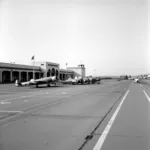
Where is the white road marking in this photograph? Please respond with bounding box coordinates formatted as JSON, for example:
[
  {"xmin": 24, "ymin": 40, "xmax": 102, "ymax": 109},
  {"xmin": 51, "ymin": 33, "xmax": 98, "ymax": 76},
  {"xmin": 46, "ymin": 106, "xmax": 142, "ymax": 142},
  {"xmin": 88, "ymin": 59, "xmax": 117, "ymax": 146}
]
[
  {"xmin": 20, "ymin": 96, "xmax": 26, "ymax": 98},
  {"xmin": 143, "ymin": 90, "xmax": 150, "ymax": 103},
  {"xmin": 27, "ymin": 95, "xmax": 32, "ymax": 97},
  {"xmin": 93, "ymin": 90, "xmax": 129, "ymax": 150},
  {"xmin": 0, "ymin": 97, "xmax": 20, "ymax": 102},
  {"xmin": 61, "ymin": 92, "xmax": 67, "ymax": 94},
  {"xmin": 0, "ymin": 92, "xmax": 48, "ymax": 102},
  {"xmin": 0, "ymin": 101, "xmax": 11, "ymax": 104},
  {"xmin": 140, "ymin": 84, "xmax": 143, "ymax": 88},
  {"xmin": 29, "ymin": 93, "xmax": 47, "ymax": 96},
  {"xmin": 0, "ymin": 110, "xmax": 23, "ymax": 113},
  {"xmin": 24, "ymin": 100, "xmax": 28, "ymax": 102}
]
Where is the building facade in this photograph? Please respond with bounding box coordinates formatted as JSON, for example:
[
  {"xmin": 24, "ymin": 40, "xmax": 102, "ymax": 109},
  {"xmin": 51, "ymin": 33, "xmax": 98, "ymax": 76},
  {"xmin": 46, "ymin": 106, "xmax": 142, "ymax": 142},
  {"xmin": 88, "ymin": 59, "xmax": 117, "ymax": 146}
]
[
  {"xmin": 0, "ymin": 62, "xmax": 42, "ymax": 83},
  {"xmin": 59, "ymin": 69, "xmax": 75, "ymax": 80},
  {"xmin": 0, "ymin": 62, "xmax": 85, "ymax": 83},
  {"xmin": 67, "ymin": 64, "xmax": 86, "ymax": 77},
  {"xmin": 33, "ymin": 61, "xmax": 60, "ymax": 78}
]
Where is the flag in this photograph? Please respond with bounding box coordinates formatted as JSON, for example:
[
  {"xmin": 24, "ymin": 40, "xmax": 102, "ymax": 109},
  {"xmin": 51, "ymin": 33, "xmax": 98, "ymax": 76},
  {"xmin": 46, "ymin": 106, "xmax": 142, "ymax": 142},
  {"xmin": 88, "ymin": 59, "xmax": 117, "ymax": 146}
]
[{"xmin": 31, "ymin": 55, "xmax": 34, "ymax": 60}]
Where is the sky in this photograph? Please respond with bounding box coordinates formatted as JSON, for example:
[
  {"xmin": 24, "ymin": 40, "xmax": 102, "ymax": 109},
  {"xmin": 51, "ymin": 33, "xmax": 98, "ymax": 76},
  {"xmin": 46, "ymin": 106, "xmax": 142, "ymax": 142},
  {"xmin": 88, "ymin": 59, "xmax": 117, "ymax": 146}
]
[{"xmin": 0, "ymin": 0, "xmax": 149, "ymax": 76}]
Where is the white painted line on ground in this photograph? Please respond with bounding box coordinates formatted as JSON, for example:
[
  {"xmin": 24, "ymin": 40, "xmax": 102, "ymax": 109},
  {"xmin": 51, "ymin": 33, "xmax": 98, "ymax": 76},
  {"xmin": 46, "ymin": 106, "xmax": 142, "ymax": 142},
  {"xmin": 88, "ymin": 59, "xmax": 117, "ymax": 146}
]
[
  {"xmin": 0, "ymin": 110, "xmax": 23, "ymax": 113},
  {"xmin": 27, "ymin": 95, "xmax": 32, "ymax": 97},
  {"xmin": 24, "ymin": 100, "xmax": 28, "ymax": 102},
  {"xmin": 140, "ymin": 84, "xmax": 143, "ymax": 88},
  {"xmin": 61, "ymin": 92, "xmax": 67, "ymax": 94},
  {"xmin": 20, "ymin": 96, "xmax": 26, "ymax": 98},
  {"xmin": 93, "ymin": 90, "xmax": 129, "ymax": 150},
  {"xmin": 0, "ymin": 101, "xmax": 11, "ymax": 104},
  {"xmin": 0, "ymin": 92, "xmax": 48, "ymax": 102},
  {"xmin": 143, "ymin": 90, "xmax": 150, "ymax": 103},
  {"xmin": 0, "ymin": 97, "xmax": 20, "ymax": 102},
  {"xmin": 37, "ymin": 93, "xmax": 46, "ymax": 95}
]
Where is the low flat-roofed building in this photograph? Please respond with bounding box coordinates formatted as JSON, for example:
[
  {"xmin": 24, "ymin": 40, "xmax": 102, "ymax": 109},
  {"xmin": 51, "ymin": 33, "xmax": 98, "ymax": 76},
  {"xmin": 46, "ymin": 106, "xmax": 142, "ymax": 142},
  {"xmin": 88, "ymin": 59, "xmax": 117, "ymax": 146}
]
[
  {"xmin": 0, "ymin": 61, "xmax": 83, "ymax": 83},
  {"xmin": 0, "ymin": 62, "xmax": 42, "ymax": 83}
]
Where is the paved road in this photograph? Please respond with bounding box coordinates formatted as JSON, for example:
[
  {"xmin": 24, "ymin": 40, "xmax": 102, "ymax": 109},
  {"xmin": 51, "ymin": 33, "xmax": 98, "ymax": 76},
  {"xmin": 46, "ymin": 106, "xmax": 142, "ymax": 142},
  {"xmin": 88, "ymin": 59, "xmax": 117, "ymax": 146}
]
[
  {"xmin": 0, "ymin": 80, "xmax": 131, "ymax": 150},
  {"xmin": 83, "ymin": 80, "xmax": 150, "ymax": 150}
]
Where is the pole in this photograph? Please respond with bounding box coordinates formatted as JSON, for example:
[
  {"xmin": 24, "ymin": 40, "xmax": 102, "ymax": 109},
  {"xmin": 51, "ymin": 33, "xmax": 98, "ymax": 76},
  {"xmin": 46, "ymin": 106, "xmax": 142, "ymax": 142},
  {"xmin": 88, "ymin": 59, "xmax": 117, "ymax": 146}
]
[
  {"xmin": 33, "ymin": 56, "xmax": 35, "ymax": 79},
  {"xmin": 94, "ymin": 69, "xmax": 96, "ymax": 77},
  {"xmin": 66, "ymin": 63, "xmax": 67, "ymax": 80}
]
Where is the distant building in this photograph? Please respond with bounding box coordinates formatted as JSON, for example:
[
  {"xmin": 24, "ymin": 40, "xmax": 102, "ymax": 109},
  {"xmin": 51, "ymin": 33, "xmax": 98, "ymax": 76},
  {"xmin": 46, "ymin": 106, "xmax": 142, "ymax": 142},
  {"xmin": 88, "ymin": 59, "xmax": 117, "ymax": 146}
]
[
  {"xmin": 67, "ymin": 64, "xmax": 86, "ymax": 77},
  {"xmin": 120, "ymin": 75, "xmax": 128, "ymax": 80},
  {"xmin": 146, "ymin": 74, "xmax": 150, "ymax": 79}
]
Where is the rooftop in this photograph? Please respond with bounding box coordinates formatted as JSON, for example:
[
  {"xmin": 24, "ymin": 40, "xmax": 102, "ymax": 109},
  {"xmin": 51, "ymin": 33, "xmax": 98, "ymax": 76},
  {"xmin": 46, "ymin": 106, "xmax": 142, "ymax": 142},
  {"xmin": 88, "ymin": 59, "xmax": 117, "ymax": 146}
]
[
  {"xmin": 60, "ymin": 69, "xmax": 75, "ymax": 73},
  {"xmin": 67, "ymin": 67, "xmax": 86, "ymax": 69},
  {"xmin": 35, "ymin": 61, "xmax": 59, "ymax": 65},
  {"xmin": 0, "ymin": 62, "xmax": 41, "ymax": 71}
]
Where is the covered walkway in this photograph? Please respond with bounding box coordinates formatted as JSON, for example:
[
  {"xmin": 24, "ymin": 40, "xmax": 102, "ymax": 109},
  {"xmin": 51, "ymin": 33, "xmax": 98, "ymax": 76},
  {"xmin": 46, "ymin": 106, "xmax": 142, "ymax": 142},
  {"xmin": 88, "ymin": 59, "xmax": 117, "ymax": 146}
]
[
  {"xmin": 0, "ymin": 62, "xmax": 78, "ymax": 83},
  {"xmin": 0, "ymin": 62, "xmax": 42, "ymax": 83}
]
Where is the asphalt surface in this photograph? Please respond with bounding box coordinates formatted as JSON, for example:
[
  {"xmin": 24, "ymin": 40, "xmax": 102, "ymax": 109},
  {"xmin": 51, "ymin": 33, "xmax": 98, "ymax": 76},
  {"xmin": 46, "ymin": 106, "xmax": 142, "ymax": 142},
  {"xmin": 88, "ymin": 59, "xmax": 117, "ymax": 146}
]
[
  {"xmin": 0, "ymin": 80, "xmax": 149, "ymax": 150},
  {"xmin": 83, "ymin": 80, "xmax": 150, "ymax": 150}
]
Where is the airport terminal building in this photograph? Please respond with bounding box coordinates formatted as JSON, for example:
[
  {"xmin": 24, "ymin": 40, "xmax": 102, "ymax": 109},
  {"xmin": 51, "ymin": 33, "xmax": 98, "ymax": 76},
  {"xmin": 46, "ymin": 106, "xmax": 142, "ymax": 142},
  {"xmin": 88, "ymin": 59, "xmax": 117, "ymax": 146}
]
[
  {"xmin": 0, "ymin": 61, "xmax": 86, "ymax": 83},
  {"xmin": 67, "ymin": 64, "xmax": 86, "ymax": 78}
]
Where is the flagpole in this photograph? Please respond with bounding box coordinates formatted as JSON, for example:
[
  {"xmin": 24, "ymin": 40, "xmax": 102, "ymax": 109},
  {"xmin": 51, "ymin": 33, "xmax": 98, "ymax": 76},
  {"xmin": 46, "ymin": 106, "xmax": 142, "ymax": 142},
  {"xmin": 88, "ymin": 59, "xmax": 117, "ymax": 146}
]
[
  {"xmin": 66, "ymin": 63, "xmax": 67, "ymax": 80},
  {"xmin": 33, "ymin": 59, "xmax": 34, "ymax": 79},
  {"xmin": 32, "ymin": 56, "xmax": 35, "ymax": 80}
]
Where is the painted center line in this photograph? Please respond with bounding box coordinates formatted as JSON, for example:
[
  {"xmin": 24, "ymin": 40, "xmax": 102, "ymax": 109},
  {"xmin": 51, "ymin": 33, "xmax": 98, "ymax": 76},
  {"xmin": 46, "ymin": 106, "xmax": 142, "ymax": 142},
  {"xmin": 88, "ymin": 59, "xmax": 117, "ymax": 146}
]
[
  {"xmin": 93, "ymin": 90, "xmax": 129, "ymax": 150},
  {"xmin": 143, "ymin": 90, "xmax": 150, "ymax": 103}
]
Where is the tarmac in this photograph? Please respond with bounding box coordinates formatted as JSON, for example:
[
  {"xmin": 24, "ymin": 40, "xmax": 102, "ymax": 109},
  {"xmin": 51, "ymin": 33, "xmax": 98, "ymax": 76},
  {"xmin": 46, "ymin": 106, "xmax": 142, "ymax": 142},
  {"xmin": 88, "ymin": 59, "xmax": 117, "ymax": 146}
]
[{"xmin": 0, "ymin": 79, "xmax": 149, "ymax": 150}]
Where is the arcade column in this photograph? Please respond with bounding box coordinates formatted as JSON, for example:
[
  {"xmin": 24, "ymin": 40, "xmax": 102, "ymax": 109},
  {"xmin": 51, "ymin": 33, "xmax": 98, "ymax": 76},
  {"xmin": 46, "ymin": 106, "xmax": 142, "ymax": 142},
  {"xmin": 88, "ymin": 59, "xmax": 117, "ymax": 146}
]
[
  {"xmin": 19, "ymin": 71, "xmax": 21, "ymax": 81},
  {"xmin": 0, "ymin": 71, "xmax": 2, "ymax": 83},
  {"xmin": 27, "ymin": 72, "xmax": 29, "ymax": 81},
  {"xmin": 39, "ymin": 72, "xmax": 41, "ymax": 78},
  {"xmin": 33, "ymin": 72, "xmax": 35, "ymax": 79},
  {"xmin": 10, "ymin": 71, "xmax": 13, "ymax": 82}
]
